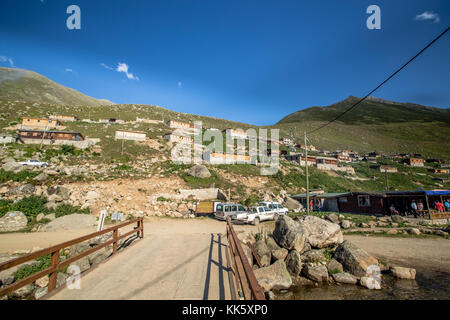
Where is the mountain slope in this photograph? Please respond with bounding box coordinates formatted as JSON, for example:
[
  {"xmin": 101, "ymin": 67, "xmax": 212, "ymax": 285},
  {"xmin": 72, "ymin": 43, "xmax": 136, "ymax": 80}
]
[
  {"xmin": 0, "ymin": 67, "xmax": 114, "ymax": 107},
  {"xmin": 277, "ymin": 96, "xmax": 450, "ymax": 125}
]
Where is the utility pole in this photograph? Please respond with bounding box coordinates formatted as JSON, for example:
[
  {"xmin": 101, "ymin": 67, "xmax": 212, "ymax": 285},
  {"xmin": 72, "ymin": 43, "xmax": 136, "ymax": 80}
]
[
  {"xmin": 304, "ymin": 132, "xmax": 310, "ymax": 214},
  {"xmin": 121, "ymin": 137, "xmax": 124, "ymax": 155},
  {"xmin": 385, "ymin": 169, "xmax": 389, "ymax": 191}
]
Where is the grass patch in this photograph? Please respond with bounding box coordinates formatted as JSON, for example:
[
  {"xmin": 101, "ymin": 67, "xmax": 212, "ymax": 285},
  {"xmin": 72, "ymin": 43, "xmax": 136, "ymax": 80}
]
[{"xmin": 0, "ymin": 169, "xmax": 39, "ymax": 183}]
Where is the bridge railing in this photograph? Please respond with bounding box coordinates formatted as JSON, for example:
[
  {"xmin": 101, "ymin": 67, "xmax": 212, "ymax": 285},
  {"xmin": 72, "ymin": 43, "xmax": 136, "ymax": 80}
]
[
  {"xmin": 225, "ymin": 217, "xmax": 265, "ymax": 300},
  {"xmin": 0, "ymin": 217, "xmax": 144, "ymax": 298}
]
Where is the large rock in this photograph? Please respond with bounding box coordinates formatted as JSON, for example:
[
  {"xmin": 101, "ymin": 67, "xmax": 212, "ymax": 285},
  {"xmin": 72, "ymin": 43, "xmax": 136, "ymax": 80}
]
[
  {"xmin": 332, "ymin": 272, "xmax": 358, "ymax": 284},
  {"xmin": 39, "ymin": 214, "xmax": 96, "ymax": 232},
  {"xmin": 299, "ymin": 215, "xmax": 343, "ymax": 248},
  {"xmin": 325, "ymin": 213, "xmax": 339, "ymax": 224},
  {"xmin": 14, "ymin": 184, "xmax": 35, "ymax": 195},
  {"xmin": 302, "ymin": 249, "xmax": 326, "ymax": 263},
  {"xmin": 390, "ymin": 266, "xmax": 416, "ymax": 280},
  {"xmin": 273, "ymin": 215, "xmax": 308, "ymax": 252},
  {"xmin": 33, "ymin": 172, "xmax": 49, "ymax": 182},
  {"xmin": 341, "ymin": 220, "xmax": 352, "ymax": 229},
  {"xmin": 302, "ymin": 264, "xmax": 329, "ymax": 282},
  {"xmin": 326, "ymin": 259, "xmax": 344, "ymax": 274},
  {"xmin": 88, "ymin": 247, "xmax": 112, "ymax": 265},
  {"xmin": 254, "ymin": 240, "xmax": 271, "ymax": 267},
  {"xmin": 241, "ymin": 242, "xmax": 253, "ymax": 267},
  {"xmin": 266, "ymin": 236, "xmax": 288, "ymax": 261},
  {"xmin": 334, "ymin": 240, "xmax": 378, "ymax": 277},
  {"xmin": 360, "ymin": 276, "xmax": 381, "ymax": 290},
  {"xmin": 188, "ymin": 165, "xmax": 211, "ymax": 178},
  {"xmin": 0, "ymin": 211, "xmax": 28, "ymax": 232},
  {"xmin": 253, "ymin": 260, "xmax": 292, "ymax": 292},
  {"xmin": 284, "ymin": 197, "xmax": 303, "ymax": 211},
  {"xmin": 285, "ymin": 250, "xmax": 302, "ymax": 276},
  {"xmin": 2, "ymin": 161, "xmax": 22, "ymax": 172},
  {"xmin": 46, "ymin": 186, "xmax": 70, "ymax": 202}
]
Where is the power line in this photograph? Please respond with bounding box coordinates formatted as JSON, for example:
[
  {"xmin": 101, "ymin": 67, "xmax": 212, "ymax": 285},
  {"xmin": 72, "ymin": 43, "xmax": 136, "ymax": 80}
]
[{"xmin": 307, "ymin": 27, "xmax": 449, "ymax": 135}]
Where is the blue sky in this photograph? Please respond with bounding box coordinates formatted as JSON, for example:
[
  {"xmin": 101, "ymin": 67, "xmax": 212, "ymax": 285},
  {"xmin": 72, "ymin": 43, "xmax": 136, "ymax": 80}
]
[{"xmin": 0, "ymin": 0, "xmax": 449, "ymax": 125}]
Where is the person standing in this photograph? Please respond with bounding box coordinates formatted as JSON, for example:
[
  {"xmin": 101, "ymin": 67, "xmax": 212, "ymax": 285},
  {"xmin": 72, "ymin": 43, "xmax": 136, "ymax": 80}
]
[
  {"xmin": 445, "ymin": 199, "xmax": 450, "ymax": 212},
  {"xmin": 435, "ymin": 201, "xmax": 444, "ymax": 212},
  {"xmin": 411, "ymin": 200, "xmax": 418, "ymax": 218}
]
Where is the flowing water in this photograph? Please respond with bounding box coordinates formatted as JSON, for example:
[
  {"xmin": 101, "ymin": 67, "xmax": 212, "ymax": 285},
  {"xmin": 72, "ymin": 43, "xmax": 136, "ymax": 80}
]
[{"xmin": 275, "ymin": 271, "xmax": 450, "ymax": 300}]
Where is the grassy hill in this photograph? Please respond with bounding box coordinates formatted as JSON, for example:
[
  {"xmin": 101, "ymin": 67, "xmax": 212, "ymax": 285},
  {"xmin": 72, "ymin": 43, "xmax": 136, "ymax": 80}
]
[
  {"xmin": 273, "ymin": 96, "xmax": 450, "ymax": 159},
  {"xmin": 0, "ymin": 67, "xmax": 114, "ymax": 107}
]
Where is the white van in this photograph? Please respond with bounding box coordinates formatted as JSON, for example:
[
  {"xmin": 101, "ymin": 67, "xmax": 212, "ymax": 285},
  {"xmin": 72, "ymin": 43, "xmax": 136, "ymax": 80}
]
[
  {"xmin": 259, "ymin": 201, "xmax": 288, "ymax": 215},
  {"xmin": 242, "ymin": 206, "xmax": 278, "ymax": 226}
]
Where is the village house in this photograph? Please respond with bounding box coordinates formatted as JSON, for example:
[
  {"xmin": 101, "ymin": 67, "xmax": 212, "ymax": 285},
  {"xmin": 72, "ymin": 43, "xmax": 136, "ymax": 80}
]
[
  {"xmin": 362, "ymin": 156, "xmax": 378, "ymax": 163},
  {"xmin": 404, "ymin": 157, "xmax": 424, "ymax": 167},
  {"xmin": 280, "ymin": 137, "xmax": 294, "ymax": 145},
  {"xmin": 49, "ymin": 115, "xmax": 78, "ymax": 122},
  {"xmin": 21, "ymin": 117, "xmax": 62, "ymax": 128},
  {"xmin": 222, "ymin": 128, "xmax": 248, "ymax": 139},
  {"xmin": 163, "ymin": 133, "xmax": 193, "ymax": 144},
  {"xmin": 135, "ymin": 117, "xmax": 163, "ymax": 124},
  {"xmin": 115, "ymin": 130, "xmax": 147, "ymax": 141},
  {"xmin": 297, "ymin": 144, "xmax": 317, "ymax": 151},
  {"xmin": 375, "ymin": 165, "xmax": 398, "ymax": 173},
  {"xmin": 284, "ymin": 154, "xmax": 317, "ymax": 166},
  {"xmin": 167, "ymin": 120, "xmax": 199, "ymax": 134},
  {"xmin": 18, "ymin": 129, "xmax": 84, "ymax": 141},
  {"xmin": 203, "ymin": 150, "xmax": 251, "ymax": 164}
]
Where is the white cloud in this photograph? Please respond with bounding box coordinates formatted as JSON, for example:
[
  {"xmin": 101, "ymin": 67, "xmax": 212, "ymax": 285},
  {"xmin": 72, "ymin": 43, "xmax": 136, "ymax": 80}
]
[
  {"xmin": 101, "ymin": 62, "xmax": 139, "ymax": 80},
  {"xmin": 116, "ymin": 62, "xmax": 139, "ymax": 80},
  {"xmin": 178, "ymin": 81, "xmax": 182, "ymax": 87},
  {"xmin": 0, "ymin": 56, "xmax": 15, "ymax": 67},
  {"xmin": 65, "ymin": 68, "xmax": 73, "ymax": 72},
  {"xmin": 100, "ymin": 63, "xmax": 113, "ymax": 70},
  {"xmin": 415, "ymin": 11, "xmax": 440, "ymax": 23}
]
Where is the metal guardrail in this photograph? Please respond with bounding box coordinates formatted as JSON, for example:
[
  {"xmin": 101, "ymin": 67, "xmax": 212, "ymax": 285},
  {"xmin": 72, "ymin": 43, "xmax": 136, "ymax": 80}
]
[
  {"xmin": 225, "ymin": 217, "xmax": 265, "ymax": 300},
  {"xmin": 0, "ymin": 217, "xmax": 144, "ymax": 298}
]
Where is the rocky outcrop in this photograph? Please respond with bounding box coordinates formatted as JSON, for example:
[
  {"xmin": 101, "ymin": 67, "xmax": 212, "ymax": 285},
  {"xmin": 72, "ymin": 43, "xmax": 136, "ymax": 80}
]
[
  {"xmin": 283, "ymin": 197, "xmax": 303, "ymax": 211},
  {"xmin": 266, "ymin": 236, "xmax": 288, "ymax": 261},
  {"xmin": 39, "ymin": 214, "xmax": 96, "ymax": 232},
  {"xmin": 302, "ymin": 264, "xmax": 329, "ymax": 282},
  {"xmin": 334, "ymin": 240, "xmax": 378, "ymax": 277},
  {"xmin": 390, "ymin": 266, "xmax": 416, "ymax": 280},
  {"xmin": 0, "ymin": 211, "xmax": 28, "ymax": 232},
  {"xmin": 254, "ymin": 240, "xmax": 271, "ymax": 267},
  {"xmin": 360, "ymin": 276, "xmax": 381, "ymax": 290},
  {"xmin": 325, "ymin": 213, "xmax": 339, "ymax": 224},
  {"xmin": 326, "ymin": 259, "xmax": 343, "ymax": 274},
  {"xmin": 272, "ymin": 215, "xmax": 308, "ymax": 252},
  {"xmin": 299, "ymin": 215, "xmax": 343, "ymax": 248},
  {"xmin": 332, "ymin": 272, "xmax": 357, "ymax": 284},
  {"xmin": 285, "ymin": 250, "xmax": 302, "ymax": 277},
  {"xmin": 341, "ymin": 220, "xmax": 352, "ymax": 229},
  {"xmin": 253, "ymin": 260, "xmax": 292, "ymax": 292},
  {"xmin": 188, "ymin": 165, "xmax": 211, "ymax": 178},
  {"xmin": 241, "ymin": 242, "xmax": 254, "ymax": 267}
]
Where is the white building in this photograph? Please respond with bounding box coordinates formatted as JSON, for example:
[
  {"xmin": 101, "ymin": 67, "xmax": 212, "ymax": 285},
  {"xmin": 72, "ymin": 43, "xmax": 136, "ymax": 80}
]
[{"xmin": 115, "ymin": 130, "xmax": 147, "ymax": 141}]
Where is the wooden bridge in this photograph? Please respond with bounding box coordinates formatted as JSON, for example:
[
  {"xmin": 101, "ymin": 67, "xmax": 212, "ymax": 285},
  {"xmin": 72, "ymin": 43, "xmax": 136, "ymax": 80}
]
[{"xmin": 0, "ymin": 218, "xmax": 265, "ymax": 300}]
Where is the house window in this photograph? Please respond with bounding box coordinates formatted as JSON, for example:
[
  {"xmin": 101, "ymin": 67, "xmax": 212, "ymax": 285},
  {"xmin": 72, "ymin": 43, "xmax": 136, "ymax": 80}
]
[
  {"xmin": 358, "ymin": 195, "xmax": 371, "ymax": 207},
  {"xmin": 339, "ymin": 197, "xmax": 348, "ymax": 203}
]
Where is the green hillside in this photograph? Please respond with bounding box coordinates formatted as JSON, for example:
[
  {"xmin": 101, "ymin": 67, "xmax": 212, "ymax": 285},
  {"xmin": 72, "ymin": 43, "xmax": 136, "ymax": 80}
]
[{"xmin": 0, "ymin": 67, "xmax": 114, "ymax": 107}]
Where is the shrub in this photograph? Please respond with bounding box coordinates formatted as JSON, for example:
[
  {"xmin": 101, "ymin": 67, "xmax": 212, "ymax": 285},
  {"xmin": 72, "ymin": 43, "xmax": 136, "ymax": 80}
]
[
  {"xmin": 244, "ymin": 194, "xmax": 260, "ymax": 207},
  {"xmin": 10, "ymin": 196, "xmax": 49, "ymax": 217},
  {"xmin": 14, "ymin": 254, "xmax": 51, "ymax": 281},
  {"xmin": 329, "ymin": 268, "xmax": 341, "ymax": 275},
  {"xmin": 157, "ymin": 196, "xmax": 169, "ymax": 202},
  {"xmin": 0, "ymin": 169, "xmax": 39, "ymax": 183}
]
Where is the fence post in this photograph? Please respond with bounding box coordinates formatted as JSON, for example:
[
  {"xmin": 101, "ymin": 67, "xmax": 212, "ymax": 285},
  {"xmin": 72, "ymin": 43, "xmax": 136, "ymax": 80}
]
[
  {"xmin": 136, "ymin": 219, "xmax": 141, "ymax": 238},
  {"xmin": 113, "ymin": 229, "xmax": 118, "ymax": 254},
  {"xmin": 48, "ymin": 250, "xmax": 60, "ymax": 292},
  {"xmin": 140, "ymin": 218, "xmax": 144, "ymax": 239}
]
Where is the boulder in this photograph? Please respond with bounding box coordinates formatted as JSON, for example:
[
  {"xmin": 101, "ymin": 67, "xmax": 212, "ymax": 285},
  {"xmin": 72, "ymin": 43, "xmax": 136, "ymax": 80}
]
[
  {"xmin": 85, "ymin": 190, "xmax": 99, "ymax": 201},
  {"xmin": 284, "ymin": 197, "xmax": 303, "ymax": 211},
  {"xmin": 12, "ymin": 283, "xmax": 35, "ymax": 298},
  {"xmin": 326, "ymin": 259, "xmax": 344, "ymax": 274},
  {"xmin": 253, "ymin": 260, "xmax": 292, "ymax": 292},
  {"xmin": 88, "ymin": 247, "xmax": 112, "ymax": 265},
  {"xmin": 360, "ymin": 276, "xmax": 381, "ymax": 290},
  {"xmin": 2, "ymin": 161, "xmax": 22, "ymax": 172},
  {"xmin": 35, "ymin": 275, "xmax": 49, "ymax": 288},
  {"xmin": 302, "ymin": 249, "xmax": 326, "ymax": 264},
  {"xmin": 341, "ymin": 220, "xmax": 352, "ymax": 229},
  {"xmin": 302, "ymin": 264, "xmax": 329, "ymax": 282},
  {"xmin": 272, "ymin": 248, "xmax": 288, "ymax": 261},
  {"xmin": 391, "ymin": 215, "xmax": 404, "ymax": 223},
  {"xmin": 325, "ymin": 213, "xmax": 339, "ymax": 224},
  {"xmin": 33, "ymin": 172, "xmax": 49, "ymax": 182},
  {"xmin": 188, "ymin": 165, "xmax": 211, "ymax": 178},
  {"xmin": 334, "ymin": 240, "xmax": 378, "ymax": 277},
  {"xmin": 46, "ymin": 186, "xmax": 70, "ymax": 201},
  {"xmin": 39, "ymin": 214, "xmax": 96, "ymax": 232},
  {"xmin": 285, "ymin": 250, "xmax": 302, "ymax": 276},
  {"xmin": 15, "ymin": 184, "xmax": 35, "ymax": 195},
  {"xmin": 332, "ymin": 272, "xmax": 358, "ymax": 284},
  {"xmin": 266, "ymin": 236, "xmax": 281, "ymax": 252},
  {"xmin": 390, "ymin": 266, "xmax": 416, "ymax": 280},
  {"xmin": 299, "ymin": 215, "xmax": 343, "ymax": 248},
  {"xmin": 34, "ymin": 287, "xmax": 48, "ymax": 300},
  {"xmin": 70, "ymin": 256, "xmax": 90, "ymax": 273},
  {"xmin": 407, "ymin": 228, "xmax": 421, "ymax": 235},
  {"xmin": 0, "ymin": 211, "xmax": 28, "ymax": 232},
  {"xmin": 272, "ymin": 215, "xmax": 308, "ymax": 252},
  {"xmin": 254, "ymin": 240, "xmax": 271, "ymax": 267},
  {"xmin": 387, "ymin": 229, "xmax": 398, "ymax": 235}
]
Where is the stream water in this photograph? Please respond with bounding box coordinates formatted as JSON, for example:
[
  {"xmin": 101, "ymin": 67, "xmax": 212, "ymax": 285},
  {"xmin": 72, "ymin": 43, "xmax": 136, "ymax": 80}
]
[{"xmin": 274, "ymin": 271, "xmax": 450, "ymax": 300}]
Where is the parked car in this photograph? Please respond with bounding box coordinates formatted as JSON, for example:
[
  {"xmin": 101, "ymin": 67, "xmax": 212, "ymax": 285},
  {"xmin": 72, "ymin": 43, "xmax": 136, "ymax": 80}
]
[
  {"xmin": 18, "ymin": 159, "xmax": 49, "ymax": 167},
  {"xmin": 259, "ymin": 201, "xmax": 288, "ymax": 215},
  {"xmin": 214, "ymin": 203, "xmax": 248, "ymax": 221},
  {"xmin": 243, "ymin": 206, "xmax": 278, "ymax": 226},
  {"xmin": 194, "ymin": 201, "xmax": 222, "ymax": 217}
]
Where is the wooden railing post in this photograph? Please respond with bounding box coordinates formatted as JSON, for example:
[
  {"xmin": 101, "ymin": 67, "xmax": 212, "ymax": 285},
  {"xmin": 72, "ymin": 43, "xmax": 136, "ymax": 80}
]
[
  {"xmin": 113, "ymin": 229, "xmax": 118, "ymax": 254},
  {"xmin": 140, "ymin": 218, "xmax": 144, "ymax": 238},
  {"xmin": 48, "ymin": 250, "xmax": 60, "ymax": 292},
  {"xmin": 136, "ymin": 219, "xmax": 141, "ymax": 238}
]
